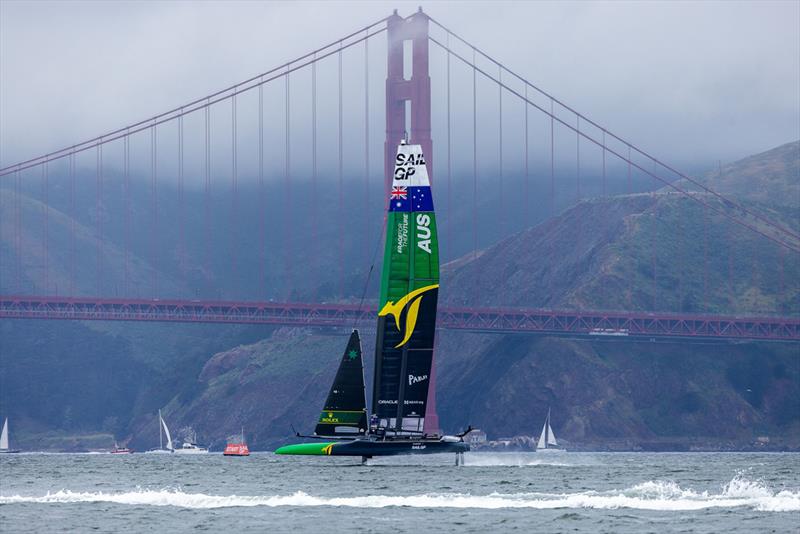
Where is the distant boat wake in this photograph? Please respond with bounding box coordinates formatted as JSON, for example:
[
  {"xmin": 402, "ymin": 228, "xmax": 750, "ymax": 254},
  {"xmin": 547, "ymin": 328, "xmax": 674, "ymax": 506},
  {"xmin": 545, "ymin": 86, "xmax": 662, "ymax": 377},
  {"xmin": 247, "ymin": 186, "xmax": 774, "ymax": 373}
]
[{"xmin": 1, "ymin": 476, "xmax": 797, "ymax": 512}]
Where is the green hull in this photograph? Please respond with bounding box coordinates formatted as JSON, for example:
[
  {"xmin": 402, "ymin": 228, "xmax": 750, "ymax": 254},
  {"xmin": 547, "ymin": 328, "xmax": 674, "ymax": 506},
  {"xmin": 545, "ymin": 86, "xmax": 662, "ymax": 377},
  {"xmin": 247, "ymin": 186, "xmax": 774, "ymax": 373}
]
[{"xmin": 274, "ymin": 442, "xmax": 337, "ymax": 455}]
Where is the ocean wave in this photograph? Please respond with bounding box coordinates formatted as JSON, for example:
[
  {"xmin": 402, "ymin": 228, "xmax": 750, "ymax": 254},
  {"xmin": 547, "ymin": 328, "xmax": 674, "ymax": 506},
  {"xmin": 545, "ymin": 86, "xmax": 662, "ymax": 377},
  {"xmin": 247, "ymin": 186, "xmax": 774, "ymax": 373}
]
[
  {"xmin": 463, "ymin": 453, "xmax": 576, "ymax": 467},
  {"xmin": 1, "ymin": 476, "xmax": 796, "ymax": 512}
]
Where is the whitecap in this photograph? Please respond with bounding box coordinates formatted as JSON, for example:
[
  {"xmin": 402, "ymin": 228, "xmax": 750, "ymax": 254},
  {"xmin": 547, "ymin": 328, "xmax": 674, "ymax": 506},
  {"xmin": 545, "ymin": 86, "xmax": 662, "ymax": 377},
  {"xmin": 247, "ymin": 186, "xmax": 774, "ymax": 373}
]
[{"xmin": 1, "ymin": 476, "xmax": 797, "ymax": 512}]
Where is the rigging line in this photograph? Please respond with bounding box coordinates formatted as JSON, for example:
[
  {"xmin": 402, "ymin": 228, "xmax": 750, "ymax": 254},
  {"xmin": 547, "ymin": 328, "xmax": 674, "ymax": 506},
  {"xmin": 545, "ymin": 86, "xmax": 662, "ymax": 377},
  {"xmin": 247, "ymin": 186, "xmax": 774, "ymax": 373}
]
[
  {"xmin": 429, "ymin": 36, "xmax": 800, "ymax": 253},
  {"xmin": 352, "ymin": 213, "xmax": 387, "ymax": 331},
  {"xmin": 1, "ymin": 18, "xmax": 391, "ymax": 176},
  {"xmin": 426, "ymin": 19, "xmax": 799, "ymax": 243}
]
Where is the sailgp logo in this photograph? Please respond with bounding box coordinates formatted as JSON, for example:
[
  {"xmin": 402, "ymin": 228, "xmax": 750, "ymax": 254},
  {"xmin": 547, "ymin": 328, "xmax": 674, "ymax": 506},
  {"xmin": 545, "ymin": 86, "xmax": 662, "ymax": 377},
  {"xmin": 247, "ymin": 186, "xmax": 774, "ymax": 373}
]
[
  {"xmin": 378, "ymin": 284, "xmax": 438, "ymax": 348},
  {"xmin": 408, "ymin": 374, "xmax": 428, "ymax": 386}
]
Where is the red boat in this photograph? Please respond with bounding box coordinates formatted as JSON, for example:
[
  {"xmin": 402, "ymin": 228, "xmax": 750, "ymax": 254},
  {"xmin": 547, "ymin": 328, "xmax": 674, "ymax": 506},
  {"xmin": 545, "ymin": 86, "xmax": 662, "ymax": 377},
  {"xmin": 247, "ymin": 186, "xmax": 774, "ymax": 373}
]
[
  {"xmin": 223, "ymin": 428, "xmax": 250, "ymax": 456},
  {"xmin": 111, "ymin": 442, "xmax": 133, "ymax": 454}
]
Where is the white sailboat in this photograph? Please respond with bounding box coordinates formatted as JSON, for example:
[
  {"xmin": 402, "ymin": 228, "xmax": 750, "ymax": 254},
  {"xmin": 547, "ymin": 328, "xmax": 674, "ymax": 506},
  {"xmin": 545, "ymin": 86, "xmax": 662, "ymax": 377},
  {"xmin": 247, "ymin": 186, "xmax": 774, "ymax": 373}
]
[
  {"xmin": 536, "ymin": 408, "xmax": 564, "ymax": 453},
  {"xmin": 145, "ymin": 410, "xmax": 174, "ymax": 454},
  {"xmin": 0, "ymin": 417, "xmax": 21, "ymax": 453}
]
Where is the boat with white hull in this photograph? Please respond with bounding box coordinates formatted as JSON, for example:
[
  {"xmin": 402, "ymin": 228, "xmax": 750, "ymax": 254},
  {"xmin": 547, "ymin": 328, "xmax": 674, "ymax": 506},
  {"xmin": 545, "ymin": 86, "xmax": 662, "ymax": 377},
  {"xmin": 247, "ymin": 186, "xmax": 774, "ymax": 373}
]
[
  {"xmin": 536, "ymin": 408, "xmax": 565, "ymax": 453},
  {"xmin": 145, "ymin": 410, "xmax": 175, "ymax": 454},
  {"xmin": 0, "ymin": 417, "xmax": 21, "ymax": 454}
]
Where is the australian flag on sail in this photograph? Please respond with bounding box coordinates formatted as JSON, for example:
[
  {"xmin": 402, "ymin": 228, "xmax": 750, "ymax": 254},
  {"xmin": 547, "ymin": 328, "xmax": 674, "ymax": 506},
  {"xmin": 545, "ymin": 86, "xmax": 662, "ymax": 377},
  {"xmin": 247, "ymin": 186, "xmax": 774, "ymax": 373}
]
[{"xmin": 389, "ymin": 186, "xmax": 434, "ymax": 212}]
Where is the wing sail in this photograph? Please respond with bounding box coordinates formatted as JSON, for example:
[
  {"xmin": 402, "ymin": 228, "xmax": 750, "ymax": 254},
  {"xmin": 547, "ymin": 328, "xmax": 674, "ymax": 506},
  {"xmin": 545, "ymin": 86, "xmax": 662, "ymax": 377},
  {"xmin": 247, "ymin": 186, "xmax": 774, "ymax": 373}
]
[{"xmin": 372, "ymin": 142, "xmax": 439, "ymax": 435}]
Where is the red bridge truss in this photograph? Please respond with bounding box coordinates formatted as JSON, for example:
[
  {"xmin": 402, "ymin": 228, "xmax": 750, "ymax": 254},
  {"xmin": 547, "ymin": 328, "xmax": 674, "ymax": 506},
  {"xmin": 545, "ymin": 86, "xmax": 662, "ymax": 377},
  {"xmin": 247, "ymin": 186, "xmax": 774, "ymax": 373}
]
[{"xmin": 1, "ymin": 296, "xmax": 797, "ymax": 343}]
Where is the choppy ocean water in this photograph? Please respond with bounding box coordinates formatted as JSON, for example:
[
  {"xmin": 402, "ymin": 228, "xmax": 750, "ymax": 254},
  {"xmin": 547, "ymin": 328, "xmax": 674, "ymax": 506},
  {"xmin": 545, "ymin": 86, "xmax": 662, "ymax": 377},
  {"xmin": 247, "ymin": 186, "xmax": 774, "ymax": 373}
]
[{"xmin": 1, "ymin": 452, "xmax": 797, "ymax": 532}]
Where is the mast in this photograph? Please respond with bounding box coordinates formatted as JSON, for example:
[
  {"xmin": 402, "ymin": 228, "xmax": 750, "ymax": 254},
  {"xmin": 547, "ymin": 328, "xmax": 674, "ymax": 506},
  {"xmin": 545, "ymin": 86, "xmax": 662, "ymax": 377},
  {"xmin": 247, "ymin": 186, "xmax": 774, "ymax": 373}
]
[
  {"xmin": 158, "ymin": 410, "xmax": 163, "ymax": 450},
  {"xmin": 545, "ymin": 408, "xmax": 550, "ymax": 447}
]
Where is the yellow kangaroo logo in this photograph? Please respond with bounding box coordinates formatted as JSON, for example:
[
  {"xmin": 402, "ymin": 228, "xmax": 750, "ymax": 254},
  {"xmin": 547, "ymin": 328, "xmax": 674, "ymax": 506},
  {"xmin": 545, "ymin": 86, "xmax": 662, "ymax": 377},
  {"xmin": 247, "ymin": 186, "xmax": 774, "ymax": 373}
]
[
  {"xmin": 322, "ymin": 443, "xmax": 334, "ymax": 455},
  {"xmin": 378, "ymin": 284, "xmax": 438, "ymax": 348}
]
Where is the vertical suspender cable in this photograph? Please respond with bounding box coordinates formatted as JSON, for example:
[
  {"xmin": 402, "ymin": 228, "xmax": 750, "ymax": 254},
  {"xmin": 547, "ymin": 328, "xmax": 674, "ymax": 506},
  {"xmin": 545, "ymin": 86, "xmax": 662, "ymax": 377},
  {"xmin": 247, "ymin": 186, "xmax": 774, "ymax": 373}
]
[
  {"xmin": 550, "ymin": 98, "xmax": 555, "ymax": 218},
  {"xmin": 43, "ymin": 162, "xmax": 49, "ymax": 294},
  {"xmin": 337, "ymin": 46, "xmax": 344, "ymax": 298},
  {"xmin": 627, "ymin": 145, "xmax": 632, "ymax": 194},
  {"xmin": 258, "ymin": 82, "xmax": 266, "ymax": 300},
  {"xmin": 124, "ymin": 135, "xmax": 130, "ymax": 297},
  {"xmin": 524, "ymin": 84, "xmax": 529, "ymax": 226},
  {"xmin": 472, "ymin": 49, "xmax": 478, "ymax": 262},
  {"xmin": 703, "ymin": 203, "xmax": 709, "ymax": 310},
  {"xmin": 446, "ymin": 33, "xmax": 451, "ymax": 258},
  {"xmin": 312, "ymin": 55, "xmax": 320, "ymax": 301},
  {"xmin": 178, "ymin": 113, "xmax": 185, "ymax": 296},
  {"xmin": 576, "ymin": 116, "xmax": 580, "ymax": 201},
  {"xmin": 96, "ymin": 144, "xmax": 103, "ymax": 295},
  {"xmin": 652, "ymin": 161, "xmax": 658, "ymax": 311},
  {"xmin": 15, "ymin": 169, "xmax": 21, "ymax": 292},
  {"xmin": 204, "ymin": 103, "xmax": 211, "ymax": 298},
  {"xmin": 498, "ymin": 66, "xmax": 503, "ymax": 240},
  {"xmin": 151, "ymin": 123, "xmax": 158, "ymax": 297},
  {"xmin": 285, "ymin": 68, "xmax": 292, "ymax": 299},
  {"xmin": 602, "ymin": 130, "xmax": 606, "ymax": 198},
  {"xmin": 70, "ymin": 155, "xmax": 76, "ymax": 296},
  {"xmin": 231, "ymin": 94, "xmax": 238, "ymax": 298},
  {"xmin": 364, "ymin": 33, "xmax": 370, "ymax": 271}
]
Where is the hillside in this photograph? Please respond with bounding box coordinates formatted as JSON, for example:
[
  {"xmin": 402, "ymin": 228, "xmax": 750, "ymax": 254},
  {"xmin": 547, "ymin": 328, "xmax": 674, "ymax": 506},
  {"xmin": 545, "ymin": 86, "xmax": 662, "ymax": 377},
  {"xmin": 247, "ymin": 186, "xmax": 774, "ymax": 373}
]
[
  {"xmin": 143, "ymin": 140, "xmax": 799, "ymax": 451},
  {"xmin": 0, "ymin": 140, "xmax": 797, "ymax": 451}
]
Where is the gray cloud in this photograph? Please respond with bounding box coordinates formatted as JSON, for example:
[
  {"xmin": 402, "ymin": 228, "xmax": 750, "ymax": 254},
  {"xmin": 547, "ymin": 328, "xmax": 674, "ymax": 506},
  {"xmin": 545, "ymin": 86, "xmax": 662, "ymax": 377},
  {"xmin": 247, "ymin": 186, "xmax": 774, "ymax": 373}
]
[{"xmin": 1, "ymin": 0, "xmax": 798, "ymax": 174}]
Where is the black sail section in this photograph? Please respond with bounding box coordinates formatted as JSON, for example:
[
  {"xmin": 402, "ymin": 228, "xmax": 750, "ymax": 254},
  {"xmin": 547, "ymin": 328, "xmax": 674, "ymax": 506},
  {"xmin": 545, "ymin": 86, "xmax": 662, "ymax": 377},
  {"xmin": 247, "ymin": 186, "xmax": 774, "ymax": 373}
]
[{"xmin": 314, "ymin": 330, "xmax": 368, "ymax": 437}]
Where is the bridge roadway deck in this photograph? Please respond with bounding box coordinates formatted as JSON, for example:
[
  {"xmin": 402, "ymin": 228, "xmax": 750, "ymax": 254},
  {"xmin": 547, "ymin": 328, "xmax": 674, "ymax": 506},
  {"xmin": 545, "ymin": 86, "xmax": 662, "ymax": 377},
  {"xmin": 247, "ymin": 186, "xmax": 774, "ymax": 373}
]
[{"xmin": 1, "ymin": 295, "xmax": 797, "ymax": 342}]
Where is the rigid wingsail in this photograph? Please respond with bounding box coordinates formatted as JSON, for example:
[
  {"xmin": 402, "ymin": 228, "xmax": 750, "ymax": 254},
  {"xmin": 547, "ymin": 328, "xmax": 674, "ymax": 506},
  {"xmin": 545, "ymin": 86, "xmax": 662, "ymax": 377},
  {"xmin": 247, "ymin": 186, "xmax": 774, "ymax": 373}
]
[{"xmin": 276, "ymin": 141, "xmax": 470, "ymax": 463}]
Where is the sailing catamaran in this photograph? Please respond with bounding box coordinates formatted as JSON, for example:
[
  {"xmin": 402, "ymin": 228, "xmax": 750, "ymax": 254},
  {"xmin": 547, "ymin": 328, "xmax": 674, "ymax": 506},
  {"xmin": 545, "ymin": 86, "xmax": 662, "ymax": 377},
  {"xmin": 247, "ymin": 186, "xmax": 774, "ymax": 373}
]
[
  {"xmin": 276, "ymin": 141, "xmax": 470, "ymax": 463},
  {"xmin": 536, "ymin": 408, "xmax": 564, "ymax": 452},
  {"xmin": 0, "ymin": 417, "xmax": 21, "ymax": 453},
  {"xmin": 145, "ymin": 409, "xmax": 174, "ymax": 454}
]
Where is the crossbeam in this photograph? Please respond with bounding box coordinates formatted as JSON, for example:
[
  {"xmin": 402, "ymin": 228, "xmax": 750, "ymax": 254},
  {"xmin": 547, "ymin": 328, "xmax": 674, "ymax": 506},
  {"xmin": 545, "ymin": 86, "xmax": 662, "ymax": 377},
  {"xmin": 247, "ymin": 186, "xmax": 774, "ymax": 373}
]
[{"xmin": 1, "ymin": 296, "xmax": 797, "ymax": 343}]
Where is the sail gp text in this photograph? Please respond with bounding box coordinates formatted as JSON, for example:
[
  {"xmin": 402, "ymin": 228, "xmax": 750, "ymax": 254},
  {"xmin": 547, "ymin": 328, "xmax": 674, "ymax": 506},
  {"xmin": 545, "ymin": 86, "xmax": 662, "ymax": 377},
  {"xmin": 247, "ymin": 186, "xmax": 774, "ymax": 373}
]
[{"xmin": 394, "ymin": 152, "xmax": 426, "ymax": 180}]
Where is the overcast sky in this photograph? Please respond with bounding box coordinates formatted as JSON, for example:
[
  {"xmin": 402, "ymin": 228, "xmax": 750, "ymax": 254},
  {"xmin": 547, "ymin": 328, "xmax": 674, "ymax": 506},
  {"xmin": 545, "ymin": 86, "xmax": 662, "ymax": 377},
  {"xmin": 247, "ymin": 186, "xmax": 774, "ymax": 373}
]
[{"xmin": 1, "ymin": 0, "xmax": 798, "ymax": 173}]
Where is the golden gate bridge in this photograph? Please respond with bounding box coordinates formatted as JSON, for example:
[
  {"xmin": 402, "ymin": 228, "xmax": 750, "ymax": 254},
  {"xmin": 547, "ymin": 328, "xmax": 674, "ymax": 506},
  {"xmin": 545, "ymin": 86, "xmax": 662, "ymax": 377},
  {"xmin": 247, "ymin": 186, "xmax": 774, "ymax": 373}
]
[{"xmin": 1, "ymin": 9, "xmax": 798, "ymax": 342}]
